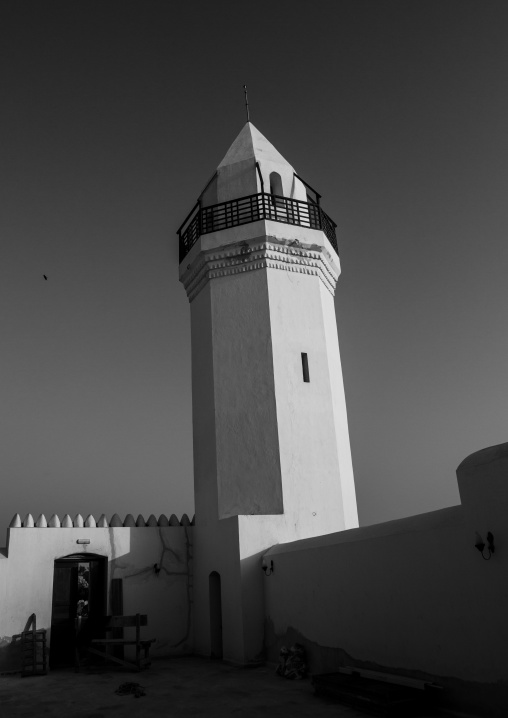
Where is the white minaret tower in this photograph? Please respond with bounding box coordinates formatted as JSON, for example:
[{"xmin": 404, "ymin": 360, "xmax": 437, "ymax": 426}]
[{"xmin": 179, "ymin": 122, "xmax": 358, "ymax": 664}]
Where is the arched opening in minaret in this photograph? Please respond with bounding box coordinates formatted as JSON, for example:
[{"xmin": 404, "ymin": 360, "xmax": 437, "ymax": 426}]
[
  {"xmin": 269, "ymin": 171, "xmax": 287, "ymax": 219},
  {"xmin": 269, "ymin": 171, "xmax": 283, "ymax": 198},
  {"xmin": 209, "ymin": 571, "xmax": 223, "ymax": 659}
]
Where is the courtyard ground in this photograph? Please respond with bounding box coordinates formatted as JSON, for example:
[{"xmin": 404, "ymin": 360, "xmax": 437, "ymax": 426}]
[{"xmin": 0, "ymin": 655, "xmax": 434, "ymax": 718}]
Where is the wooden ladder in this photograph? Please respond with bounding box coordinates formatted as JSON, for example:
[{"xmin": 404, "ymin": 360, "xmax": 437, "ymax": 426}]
[{"xmin": 19, "ymin": 614, "xmax": 47, "ymax": 676}]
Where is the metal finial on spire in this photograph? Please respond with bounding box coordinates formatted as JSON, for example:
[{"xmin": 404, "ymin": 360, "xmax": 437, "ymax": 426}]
[{"xmin": 243, "ymin": 84, "xmax": 250, "ymax": 122}]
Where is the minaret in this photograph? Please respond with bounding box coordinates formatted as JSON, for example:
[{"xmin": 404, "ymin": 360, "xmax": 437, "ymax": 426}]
[{"xmin": 179, "ymin": 122, "xmax": 358, "ymax": 663}]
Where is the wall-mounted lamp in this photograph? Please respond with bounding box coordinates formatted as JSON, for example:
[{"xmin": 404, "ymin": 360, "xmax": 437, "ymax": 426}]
[
  {"xmin": 475, "ymin": 532, "xmax": 495, "ymax": 560},
  {"xmin": 153, "ymin": 563, "xmax": 161, "ymax": 576},
  {"xmin": 262, "ymin": 559, "xmax": 274, "ymax": 576},
  {"xmin": 76, "ymin": 539, "xmax": 90, "ymax": 545}
]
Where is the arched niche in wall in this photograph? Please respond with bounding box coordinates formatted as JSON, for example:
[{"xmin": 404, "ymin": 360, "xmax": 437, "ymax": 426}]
[
  {"xmin": 269, "ymin": 171, "xmax": 286, "ymax": 217},
  {"xmin": 269, "ymin": 171, "xmax": 284, "ymax": 198}
]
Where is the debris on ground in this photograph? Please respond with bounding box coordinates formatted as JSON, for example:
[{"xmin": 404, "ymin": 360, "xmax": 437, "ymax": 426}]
[
  {"xmin": 275, "ymin": 644, "xmax": 307, "ymax": 680},
  {"xmin": 114, "ymin": 681, "xmax": 146, "ymax": 698}
]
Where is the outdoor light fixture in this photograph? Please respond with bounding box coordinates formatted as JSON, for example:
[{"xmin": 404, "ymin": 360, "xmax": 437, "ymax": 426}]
[
  {"xmin": 475, "ymin": 532, "xmax": 495, "ymax": 560},
  {"xmin": 76, "ymin": 539, "xmax": 90, "ymax": 545},
  {"xmin": 262, "ymin": 559, "xmax": 274, "ymax": 576}
]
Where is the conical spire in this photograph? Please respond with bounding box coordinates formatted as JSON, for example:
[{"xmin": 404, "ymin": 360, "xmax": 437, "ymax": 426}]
[
  {"xmin": 212, "ymin": 122, "xmax": 305, "ymax": 206},
  {"xmin": 218, "ymin": 122, "xmax": 292, "ymax": 170}
]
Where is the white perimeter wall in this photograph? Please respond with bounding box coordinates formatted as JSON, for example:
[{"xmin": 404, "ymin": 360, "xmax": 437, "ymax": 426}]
[
  {"xmin": 263, "ymin": 442, "xmax": 508, "ymax": 715},
  {"xmin": 0, "ymin": 526, "xmax": 193, "ymax": 670}
]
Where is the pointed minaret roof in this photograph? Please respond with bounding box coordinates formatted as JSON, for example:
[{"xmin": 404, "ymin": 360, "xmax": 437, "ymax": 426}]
[{"xmin": 218, "ymin": 122, "xmax": 293, "ymax": 170}]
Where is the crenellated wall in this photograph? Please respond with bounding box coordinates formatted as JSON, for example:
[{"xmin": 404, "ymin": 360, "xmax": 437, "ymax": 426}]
[
  {"xmin": 0, "ymin": 513, "xmax": 194, "ymax": 671},
  {"xmin": 6, "ymin": 512, "xmax": 194, "ymax": 529}
]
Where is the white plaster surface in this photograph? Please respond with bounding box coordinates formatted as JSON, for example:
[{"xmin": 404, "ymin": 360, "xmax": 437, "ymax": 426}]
[
  {"xmin": 218, "ymin": 124, "xmax": 290, "ymax": 171},
  {"xmin": 190, "ymin": 282, "xmax": 220, "ymax": 523},
  {"xmin": 189, "ymin": 283, "xmax": 252, "ymax": 662},
  {"xmin": 263, "ymin": 447, "xmax": 508, "ymax": 685},
  {"xmin": 318, "ymin": 279, "xmax": 358, "ymax": 529},
  {"xmin": 212, "ymin": 268, "xmax": 283, "ymax": 518},
  {"xmin": 183, "ymin": 227, "xmax": 358, "ymax": 661}
]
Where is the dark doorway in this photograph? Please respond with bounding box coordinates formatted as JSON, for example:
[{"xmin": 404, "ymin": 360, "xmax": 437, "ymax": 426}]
[
  {"xmin": 49, "ymin": 554, "xmax": 107, "ymax": 668},
  {"xmin": 209, "ymin": 571, "xmax": 223, "ymax": 659}
]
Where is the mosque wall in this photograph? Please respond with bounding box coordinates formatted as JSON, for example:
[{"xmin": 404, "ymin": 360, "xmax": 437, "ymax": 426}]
[
  {"xmin": 0, "ymin": 517, "xmax": 193, "ymax": 671},
  {"xmin": 262, "ymin": 442, "xmax": 508, "ymax": 716}
]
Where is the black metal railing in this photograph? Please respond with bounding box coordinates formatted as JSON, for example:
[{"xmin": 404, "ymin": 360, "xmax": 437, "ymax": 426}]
[{"xmin": 178, "ymin": 192, "xmax": 338, "ymax": 262}]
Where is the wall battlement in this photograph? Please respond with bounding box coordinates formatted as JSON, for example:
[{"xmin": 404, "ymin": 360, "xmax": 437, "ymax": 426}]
[{"xmin": 7, "ymin": 512, "xmax": 194, "ymax": 530}]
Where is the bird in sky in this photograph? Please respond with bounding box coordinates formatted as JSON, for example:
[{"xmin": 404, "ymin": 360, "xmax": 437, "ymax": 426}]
[{"xmin": 43, "ymin": 275, "xmax": 47, "ymax": 280}]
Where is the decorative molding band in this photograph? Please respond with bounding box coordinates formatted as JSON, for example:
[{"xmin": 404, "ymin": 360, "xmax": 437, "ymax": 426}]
[
  {"xmin": 180, "ymin": 237, "xmax": 339, "ymax": 301},
  {"xmin": 8, "ymin": 512, "xmax": 195, "ymax": 528}
]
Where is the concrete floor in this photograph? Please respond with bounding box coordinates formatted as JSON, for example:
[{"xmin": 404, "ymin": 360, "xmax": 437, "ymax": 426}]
[{"xmin": 0, "ymin": 656, "xmax": 373, "ymax": 718}]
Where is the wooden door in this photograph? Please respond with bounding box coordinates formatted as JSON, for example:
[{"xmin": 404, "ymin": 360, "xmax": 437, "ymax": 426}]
[{"xmin": 49, "ymin": 556, "xmax": 106, "ymax": 667}]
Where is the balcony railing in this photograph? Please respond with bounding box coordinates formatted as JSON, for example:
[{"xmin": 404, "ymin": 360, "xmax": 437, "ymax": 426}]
[{"xmin": 178, "ymin": 192, "xmax": 338, "ymax": 262}]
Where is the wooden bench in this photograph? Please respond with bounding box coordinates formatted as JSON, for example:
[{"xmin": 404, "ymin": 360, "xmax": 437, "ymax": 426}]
[
  {"xmin": 312, "ymin": 666, "xmax": 443, "ymax": 714},
  {"xmin": 87, "ymin": 614, "xmax": 155, "ymax": 671}
]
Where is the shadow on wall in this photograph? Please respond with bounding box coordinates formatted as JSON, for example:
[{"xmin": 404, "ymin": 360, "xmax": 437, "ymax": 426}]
[
  {"xmin": 0, "ymin": 635, "xmax": 22, "ymax": 673},
  {"xmin": 264, "ymin": 619, "xmax": 508, "ymax": 718},
  {"xmin": 240, "ymin": 549, "xmax": 269, "ymax": 664}
]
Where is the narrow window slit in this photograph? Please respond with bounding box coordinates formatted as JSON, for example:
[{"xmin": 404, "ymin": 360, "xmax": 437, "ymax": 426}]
[{"xmin": 301, "ymin": 353, "xmax": 310, "ymax": 383}]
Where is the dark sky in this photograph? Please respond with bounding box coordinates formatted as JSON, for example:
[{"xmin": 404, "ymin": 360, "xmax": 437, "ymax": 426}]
[{"xmin": 1, "ymin": 0, "xmax": 507, "ymax": 535}]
